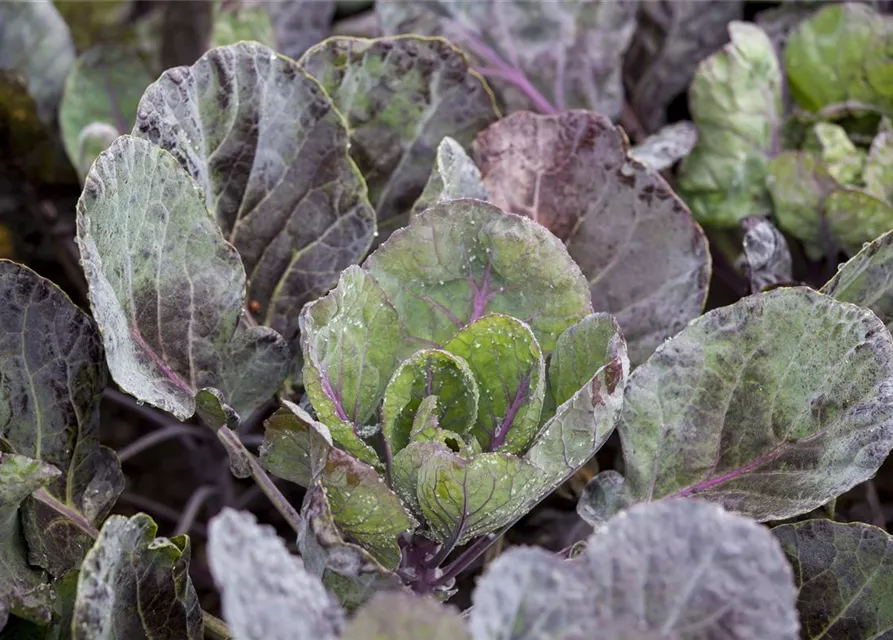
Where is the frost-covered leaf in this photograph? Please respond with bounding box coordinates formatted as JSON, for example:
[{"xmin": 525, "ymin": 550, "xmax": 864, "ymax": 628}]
[
  {"xmin": 411, "ymin": 136, "xmax": 487, "ymax": 217},
  {"xmin": 208, "ymin": 508, "xmax": 344, "ymax": 640},
  {"xmin": 766, "ymin": 151, "xmax": 837, "ymax": 258},
  {"xmin": 444, "ymin": 315, "xmax": 545, "ymax": 454},
  {"xmin": 619, "ymin": 287, "xmax": 893, "ymax": 521},
  {"xmin": 679, "ymin": 22, "xmax": 782, "ymax": 227},
  {"xmin": 785, "ymin": 3, "xmax": 893, "ymax": 113},
  {"xmin": 76, "ymin": 136, "xmax": 290, "ymax": 422},
  {"xmin": 823, "ymin": 229, "xmax": 893, "ymax": 331},
  {"xmin": 864, "ymin": 120, "xmax": 893, "ymax": 202},
  {"xmin": 417, "ymin": 450, "xmax": 540, "ymax": 546},
  {"xmin": 775, "ymin": 519, "xmax": 893, "ymax": 640},
  {"xmin": 0, "ymin": 454, "xmax": 58, "ymax": 627},
  {"xmin": 299, "ymin": 36, "xmax": 498, "ymax": 236},
  {"xmin": 269, "ymin": 0, "xmax": 335, "ymax": 60},
  {"xmin": 628, "ymin": 121, "xmax": 698, "ymax": 172},
  {"xmin": 72, "ymin": 514, "xmax": 202, "ymax": 640},
  {"xmin": 804, "ymin": 122, "xmax": 865, "ymax": 186},
  {"xmin": 474, "ymin": 111, "xmax": 709, "ymax": 364},
  {"xmin": 380, "ymin": 349, "xmax": 478, "ymax": 455},
  {"xmin": 0, "ymin": 1, "xmax": 74, "ymax": 125},
  {"xmin": 342, "ymin": 592, "xmax": 469, "ymax": 640},
  {"xmin": 133, "ymin": 42, "xmax": 376, "ymax": 344},
  {"xmin": 260, "ymin": 400, "xmax": 333, "ymax": 488},
  {"xmin": 378, "ymin": 0, "xmax": 638, "ymax": 119},
  {"xmin": 60, "ymin": 46, "xmax": 153, "ymax": 179},
  {"xmin": 0, "ymin": 261, "xmax": 123, "ymax": 577},
  {"xmin": 741, "ymin": 216, "xmax": 793, "ymax": 293},
  {"xmin": 364, "ymin": 199, "xmax": 593, "ymax": 353},
  {"xmin": 211, "ymin": 0, "xmax": 276, "ymax": 49},
  {"xmin": 298, "ymin": 485, "xmax": 404, "ymax": 611},
  {"xmin": 825, "ymin": 188, "xmax": 893, "ymax": 256},
  {"xmin": 624, "ymin": 1, "xmax": 743, "ymax": 131},
  {"xmin": 299, "ymin": 266, "xmax": 402, "ymax": 466},
  {"xmin": 576, "ymin": 470, "xmax": 632, "ymax": 528}
]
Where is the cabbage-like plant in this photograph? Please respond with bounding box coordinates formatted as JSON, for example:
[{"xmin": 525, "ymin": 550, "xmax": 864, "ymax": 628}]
[{"xmin": 260, "ymin": 198, "xmax": 629, "ymax": 597}]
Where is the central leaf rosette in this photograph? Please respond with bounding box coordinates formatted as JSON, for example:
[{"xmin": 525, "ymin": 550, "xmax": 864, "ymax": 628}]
[{"xmin": 260, "ymin": 199, "xmax": 629, "ymax": 588}]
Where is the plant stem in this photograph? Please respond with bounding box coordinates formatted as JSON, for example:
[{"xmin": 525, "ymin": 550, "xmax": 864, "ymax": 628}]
[
  {"xmin": 433, "ymin": 528, "xmax": 505, "ymax": 588},
  {"xmin": 202, "ymin": 612, "xmax": 233, "ymax": 640},
  {"xmin": 175, "ymin": 485, "xmax": 218, "ymax": 536},
  {"xmin": 118, "ymin": 424, "xmax": 210, "ymax": 462},
  {"xmin": 216, "ymin": 426, "xmax": 302, "ymax": 534},
  {"xmin": 33, "ymin": 488, "xmax": 99, "ymax": 539}
]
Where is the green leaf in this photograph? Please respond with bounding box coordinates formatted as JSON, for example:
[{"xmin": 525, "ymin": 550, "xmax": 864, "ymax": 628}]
[
  {"xmin": 60, "ymin": 46, "xmax": 153, "ymax": 179},
  {"xmin": 444, "ymin": 314, "xmax": 545, "ymax": 454},
  {"xmin": 624, "ymin": 1, "xmax": 743, "ymax": 131},
  {"xmin": 133, "ymin": 41, "xmax": 376, "ymax": 344},
  {"xmin": 741, "ymin": 216, "xmax": 793, "ymax": 293},
  {"xmin": 411, "ymin": 136, "xmax": 487, "ymax": 217},
  {"xmin": 823, "ymin": 228, "xmax": 893, "ymax": 330},
  {"xmin": 628, "ymin": 121, "xmax": 699, "ymax": 172},
  {"xmin": 417, "ymin": 450, "xmax": 540, "ymax": 546},
  {"xmin": 0, "ymin": 454, "xmax": 58, "ymax": 628},
  {"xmin": 619, "ymin": 287, "xmax": 893, "ymax": 522},
  {"xmin": 471, "ymin": 499, "xmax": 800, "ymax": 639},
  {"xmin": 475, "ymin": 111, "xmax": 710, "ymax": 364},
  {"xmin": 260, "ymin": 400, "xmax": 333, "ymax": 488},
  {"xmin": 804, "ymin": 122, "xmax": 865, "ymax": 185},
  {"xmin": 0, "ymin": 261, "xmax": 123, "ymax": 577},
  {"xmin": 392, "ymin": 441, "xmax": 443, "ymax": 519},
  {"xmin": 864, "ymin": 119, "xmax": 893, "ymax": 202},
  {"xmin": 378, "ymin": 1, "xmax": 637, "ymax": 119},
  {"xmin": 380, "ymin": 349, "xmax": 479, "ymax": 455},
  {"xmin": 678, "ymin": 22, "xmax": 782, "ymax": 227},
  {"xmin": 785, "ymin": 3, "xmax": 893, "ymax": 113},
  {"xmin": 825, "ymin": 187, "xmax": 893, "ymax": 256},
  {"xmin": 208, "ymin": 508, "xmax": 345, "ymax": 640},
  {"xmin": 364, "ymin": 199, "xmax": 593, "ymax": 353},
  {"xmin": 211, "ymin": 1, "xmax": 276, "ymax": 49},
  {"xmin": 76, "ymin": 135, "xmax": 290, "ymax": 422},
  {"xmin": 0, "ymin": 1, "xmax": 74, "ymax": 125},
  {"xmin": 774, "ymin": 519, "xmax": 893, "ymax": 640},
  {"xmin": 299, "ymin": 36, "xmax": 499, "ymax": 236},
  {"xmin": 297, "ymin": 485, "xmax": 404, "ymax": 612},
  {"xmin": 72, "ymin": 514, "xmax": 202, "ymax": 640},
  {"xmin": 341, "ymin": 592, "xmax": 470, "ymax": 640},
  {"xmin": 767, "ymin": 151, "xmax": 838, "ymax": 258},
  {"xmin": 299, "ymin": 265, "xmax": 402, "ymax": 466}
]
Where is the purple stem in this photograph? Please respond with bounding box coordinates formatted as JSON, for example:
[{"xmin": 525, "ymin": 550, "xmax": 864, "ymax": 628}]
[
  {"xmin": 130, "ymin": 327, "xmax": 192, "ymax": 393},
  {"xmin": 469, "ymin": 262, "xmax": 493, "ymax": 323},
  {"xmin": 319, "ymin": 373, "xmax": 351, "ymax": 424},
  {"xmin": 489, "ymin": 375, "xmax": 530, "ymax": 451}
]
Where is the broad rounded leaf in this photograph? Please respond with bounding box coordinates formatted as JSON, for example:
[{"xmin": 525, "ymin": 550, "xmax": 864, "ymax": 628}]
[
  {"xmin": 298, "ymin": 485, "xmax": 404, "ymax": 612},
  {"xmin": 73, "ymin": 514, "xmax": 202, "ymax": 640},
  {"xmin": 741, "ymin": 216, "xmax": 793, "ymax": 293},
  {"xmin": 823, "ymin": 229, "xmax": 893, "ymax": 331},
  {"xmin": 411, "ymin": 136, "xmax": 487, "ymax": 217},
  {"xmin": 208, "ymin": 508, "xmax": 345, "ymax": 640},
  {"xmin": 826, "ymin": 188, "xmax": 893, "ymax": 256},
  {"xmin": 60, "ymin": 46, "xmax": 153, "ymax": 178},
  {"xmin": 133, "ymin": 41, "xmax": 376, "ymax": 343},
  {"xmin": 378, "ymin": 0, "xmax": 637, "ymax": 119},
  {"xmin": 0, "ymin": 260, "xmax": 123, "ymax": 576},
  {"xmin": 785, "ymin": 3, "xmax": 893, "ymax": 113},
  {"xmin": 417, "ymin": 450, "xmax": 540, "ymax": 546},
  {"xmin": 619, "ymin": 287, "xmax": 893, "ymax": 521},
  {"xmin": 299, "ymin": 36, "xmax": 499, "ymax": 236},
  {"xmin": 76, "ymin": 136, "xmax": 290, "ymax": 421},
  {"xmin": 0, "ymin": 1, "xmax": 74, "ymax": 125},
  {"xmin": 864, "ymin": 119, "xmax": 893, "ymax": 202},
  {"xmin": 775, "ymin": 519, "xmax": 893, "ymax": 640},
  {"xmin": 475, "ymin": 111, "xmax": 709, "ymax": 363},
  {"xmin": 299, "ymin": 265, "xmax": 403, "ymax": 466},
  {"xmin": 444, "ymin": 314, "xmax": 545, "ymax": 454},
  {"xmin": 364, "ymin": 199, "xmax": 593, "ymax": 353},
  {"xmin": 624, "ymin": 1, "xmax": 744, "ymax": 131},
  {"xmin": 381, "ymin": 349, "xmax": 479, "ymax": 454},
  {"xmin": 679, "ymin": 22, "xmax": 782, "ymax": 227},
  {"xmin": 260, "ymin": 400, "xmax": 333, "ymax": 488},
  {"xmin": 341, "ymin": 592, "xmax": 470, "ymax": 640},
  {"xmin": 805, "ymin": 122, "xmax": 865, "ymax": 185}
]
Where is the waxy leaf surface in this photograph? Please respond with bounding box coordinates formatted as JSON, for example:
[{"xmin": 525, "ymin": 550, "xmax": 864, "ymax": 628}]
[
  {"xmin": 364, "ymin": 199, "xmax": 592, "ymax": 353},
  {"xmin": 134, "ymin": 42, "xmax": 376, "ymax": 343},
  {"xmin": 72, "ymin": 514, "xmax": 202, "ymax": 640},
  {"xmin": 823, "ymin": 229, "xmax": 893, "ymax": 331},
  {"xmin": 628, "ymin": 121, "xmax": 698, "ymax": 172},
  {"xmin": 341, "ymin": 592, "xmax": 469, "ymax": 640},
  {"xmin": 208, "ymin": 508, "xmax": 344, "ymax": 640},
  {"xmin": 411, "ymin": 136, "xmax": 487, "ymax": 217},
  {"xmin": 0, "ymin": 261, "xmax": 122, "ymax": 577},
  {"xmin": 475, "ymin": 110, "xmax": 709, "ymax": 363},
  {"xmin": 260, "ymin": 400, "xmax": 332, "ymax": 488},
  {"xmin": 741, "ymin": 216, "xmax": 793, "ymax": 293},
  {"xmin": 619, "ymin": 287, "xmax": 893, "ymax": 521},
  {"xmin": 300, "ymin": 36, "xmax": 498, "ymax": 236},
  {"xmin": 775, "ymin": 519, "xmax": 893, "ymax": 640},
  {"xmin": 77, "ymin": 136, "xmax": 290, "ymax": 421}
]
